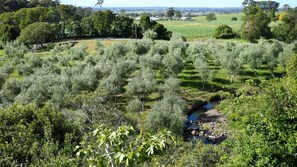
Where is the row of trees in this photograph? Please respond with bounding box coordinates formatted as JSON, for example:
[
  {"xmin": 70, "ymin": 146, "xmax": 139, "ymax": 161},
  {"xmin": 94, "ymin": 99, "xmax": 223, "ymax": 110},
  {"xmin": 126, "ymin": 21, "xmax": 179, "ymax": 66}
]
[
  {"xmin": 0, "ymin": 0, "xmax": 59, "ymax": 13},
  {"xmin": 0, "ymin": 4, "xmax": 172, "ymax": 47}
]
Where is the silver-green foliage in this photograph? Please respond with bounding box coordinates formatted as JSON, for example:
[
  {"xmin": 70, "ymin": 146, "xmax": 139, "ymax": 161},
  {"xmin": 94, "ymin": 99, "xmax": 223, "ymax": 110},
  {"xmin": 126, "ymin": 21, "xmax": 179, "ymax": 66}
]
[
  {"xmin": 4, "ymin": 42, "xmax": 27, "ymax": 60},
  {"xmin": 126, "ymin": 67, "xmax": 156, "ymax": 100},
  {"xmin": 162, "ymin": 48, "xmax": 184, "ymax": 77},
  {"xmin": 69, "ymin": 45, "xmax": 88, "ymax": 61},
  {"xmin": 194, "ymin": 58, "xmax": 214, "ymax": 89},
  {"xmin": 145, "ymin": 92, "xmax": 186, "ymax": 135},
  {"xmin": 159, "ymin": 77, "xmax": 180, "ymax": 96},
  {"xmin": 126, "ymin": 98, "xmax": 142, "ymax": 113}
]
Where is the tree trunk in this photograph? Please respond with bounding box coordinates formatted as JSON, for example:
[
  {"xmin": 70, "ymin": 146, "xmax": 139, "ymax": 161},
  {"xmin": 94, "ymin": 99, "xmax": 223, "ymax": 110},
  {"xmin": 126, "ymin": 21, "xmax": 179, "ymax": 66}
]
[{"xmin": 230, "ymin": 74, "xmax": 235, "ymax": 83}]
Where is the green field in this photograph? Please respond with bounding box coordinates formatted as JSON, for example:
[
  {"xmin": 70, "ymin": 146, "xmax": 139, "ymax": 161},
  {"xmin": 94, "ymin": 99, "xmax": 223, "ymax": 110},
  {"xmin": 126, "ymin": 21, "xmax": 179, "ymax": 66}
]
[{"xmin": 159, "ymin": 13, "xmax": 244, "ymax": 40}]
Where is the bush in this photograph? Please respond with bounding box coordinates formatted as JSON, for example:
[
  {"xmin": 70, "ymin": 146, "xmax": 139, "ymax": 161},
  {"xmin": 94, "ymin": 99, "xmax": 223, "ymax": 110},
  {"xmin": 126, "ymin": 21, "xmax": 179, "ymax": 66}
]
[
  {"xmin": 4, "ymin": 42, "xmax": 27, "ymax": 60},
  {"xmin": 206, "ymin": 13, "xmax": 217, "ymax": 22},
  {"xmin": 0, "ymin": 104, "xmax": 81, "ymax": 166},
  {"xmin": 145, "ymin": 93, "xmax": 186, "ymax": 135},
  {"xmin": 231, "ymin": 17, "xmax": 238, "ymax": 21},
  {"xmin": 16, "ymin": 63, "xmax": 34, "ymax": 76},
  {"xmin": 126, "ymin": 98, "xmax": 142, "ymax": 112},
  {"xmin": 214, "ymin": 24, "xmax": 236, "ymax": 39}
]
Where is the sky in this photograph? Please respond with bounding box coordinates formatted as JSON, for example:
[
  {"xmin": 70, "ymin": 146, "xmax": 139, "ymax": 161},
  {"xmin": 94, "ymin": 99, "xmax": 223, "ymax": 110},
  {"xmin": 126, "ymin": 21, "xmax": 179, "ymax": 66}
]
[{"xmin": 60, "ymin": 0, "xmax": 297, "ymax": 7}]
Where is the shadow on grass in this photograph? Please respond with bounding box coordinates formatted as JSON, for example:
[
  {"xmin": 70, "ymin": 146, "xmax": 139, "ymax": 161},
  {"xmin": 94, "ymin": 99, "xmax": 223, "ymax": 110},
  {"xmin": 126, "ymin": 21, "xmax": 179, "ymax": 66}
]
[
  {"xmin": 212, "ymin": 78, "xmax": 231, "ymax": 85},
  {"xmin": 180, "ymin": 80, "xmax": 234, "ymax": 93},
  {"xmin": 240, "ymin": 70, "xmax": 286, "ymax": 79},
  {"xmin": 179, "ymin": 74, "xmax": 200, "ymax": 81}
]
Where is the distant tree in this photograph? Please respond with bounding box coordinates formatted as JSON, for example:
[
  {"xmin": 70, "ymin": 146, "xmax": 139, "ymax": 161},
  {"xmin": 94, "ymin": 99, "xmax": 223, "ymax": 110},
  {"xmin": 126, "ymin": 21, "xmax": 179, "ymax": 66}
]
[
  {"xmin": 256, "ymin": 0, "xmax": 279, "ymax": 12},
  {"xmin": 143, "ymin": 29, "xmax": 157, "ymax": 40},
  {"xmin": 139, "ymin": 14, "xmax": 151, "ymax": 32},
  {"xmin": 242, "ymin": 0, "xmax": 257, "ymax": 6},
  {"xmin": 174, "ymin": 10, "xmax": 182, "ymax": 18},
  {"xmin": 81, "ymin": 15, "xmax": 97, "ymax": 37},
  {"xmin": 214, "ymin": 24, "xmax": 236, "ymax": 39},
  {"xmin": 111, "ymin": 16, "xmax": 134, "ymax": 38},
  {"xmin": 273, "ymin": 7, "xmax": 297, "ymax": 43},
  {"xmin": 241, "ymin": 5, "xmax": 271, "ymax": 42},
  {"xmin": 206, "ymin": 13, "xmax": 217, "ymax": 21},
  {"xmin": 17, "ymin": 22, "xmax": 56, "ymax": 47},
  {"xmin": 96, "ymin": 0, "xmax": 104, "ymax": 7},
  {"xmin": 167, "ymin": 7, "xmax": 175, "ymax": 18},
  {"xmin": 153, "ymin": 23, "xmax": 172, "ymax": 40},
  {"xmin": 278, "ymin": 42, "xmax": 295, "ymax": 68},
  {"xmin": 93, "ymin": 10, "xmax": 115, "ymax": 37},
  {"xmin": 282, "ymin": 4, "xmax": 290, "ymax": 12},
  {"xmin": 231, "ymin": 17, "xmax": 238, "ymax": 21}
]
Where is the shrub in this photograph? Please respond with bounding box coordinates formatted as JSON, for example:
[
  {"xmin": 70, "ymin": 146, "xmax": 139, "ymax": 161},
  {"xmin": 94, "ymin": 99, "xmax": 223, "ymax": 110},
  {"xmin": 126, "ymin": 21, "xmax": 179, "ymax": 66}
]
[
  {"xmin": 206, "ymin": 13, "xmax": 217, "ymax": 21},
  {"xmin": 4, "ymin": 42, "xmax": 27, "ymax": 60},
  {"xmin": 214, "ymin": 24, "xmax": 236, "ymax": 39},
  {"xmin": 145, "ymin": 93, "xmax": 186, "ymax": 136},
  {"xmin": 126, "ymin": 98, "xmax": 142, "ymax": 112},
  {"xmin": 231, "ymin": 17, "xmax": 238, "ymax": 21}
]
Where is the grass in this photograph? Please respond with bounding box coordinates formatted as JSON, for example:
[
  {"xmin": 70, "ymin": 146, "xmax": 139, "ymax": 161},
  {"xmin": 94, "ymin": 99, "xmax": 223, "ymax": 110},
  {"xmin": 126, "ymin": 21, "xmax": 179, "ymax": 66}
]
[
  {"xmin": 159, "ymin": 13, "xmax": 244, "ymax": 40},
  {"xmin": 75, "ymin": 39, "xmax": 124, "ymax": 54},
  {"xmin": 0, "ymin": 50, "xmax": 4, "ymax": 57}
]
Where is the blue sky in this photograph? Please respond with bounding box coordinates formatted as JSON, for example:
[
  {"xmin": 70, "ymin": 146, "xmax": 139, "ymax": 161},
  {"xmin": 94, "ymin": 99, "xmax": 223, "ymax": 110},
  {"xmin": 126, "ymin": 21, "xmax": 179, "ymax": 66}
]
[{"xmin": 60, "ymin": 0, "xmax": 297, "ymax": 7}]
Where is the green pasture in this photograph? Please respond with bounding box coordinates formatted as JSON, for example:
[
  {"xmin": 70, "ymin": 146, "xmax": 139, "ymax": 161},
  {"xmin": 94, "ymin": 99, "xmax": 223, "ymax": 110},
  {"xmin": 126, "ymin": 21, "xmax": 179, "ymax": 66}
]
[{"xmin": 159, "ymin": 13, "xmax": 244, "ymax": 40}]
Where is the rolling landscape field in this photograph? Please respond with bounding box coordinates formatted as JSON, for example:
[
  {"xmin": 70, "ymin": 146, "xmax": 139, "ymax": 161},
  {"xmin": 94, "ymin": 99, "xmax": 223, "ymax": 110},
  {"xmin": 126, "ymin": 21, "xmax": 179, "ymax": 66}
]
[
  {"xmin": 159, "ymin": 13, "xmax": 244, "ymax": 40},
  {"xmin": 0, "ymin": 0, "xmax": 297, "ymax": 166}
]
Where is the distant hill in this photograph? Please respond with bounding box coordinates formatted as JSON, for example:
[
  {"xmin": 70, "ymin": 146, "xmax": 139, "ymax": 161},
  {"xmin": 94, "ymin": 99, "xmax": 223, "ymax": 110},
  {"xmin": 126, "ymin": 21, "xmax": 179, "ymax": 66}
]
[{"xmin": 91, "ymin": 7, "xmax": 243, "ymax": 13}]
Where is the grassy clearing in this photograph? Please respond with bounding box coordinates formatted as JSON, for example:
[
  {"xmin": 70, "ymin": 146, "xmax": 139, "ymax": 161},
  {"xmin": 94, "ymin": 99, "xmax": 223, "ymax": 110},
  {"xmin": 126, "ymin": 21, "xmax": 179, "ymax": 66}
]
[
  {"xmin": 75, "ymin": 39, "xmax": 124, "ymax": 54},
  {"xmin": 159, "ymin": 13, "xmax": 244, "ymax": 40}
]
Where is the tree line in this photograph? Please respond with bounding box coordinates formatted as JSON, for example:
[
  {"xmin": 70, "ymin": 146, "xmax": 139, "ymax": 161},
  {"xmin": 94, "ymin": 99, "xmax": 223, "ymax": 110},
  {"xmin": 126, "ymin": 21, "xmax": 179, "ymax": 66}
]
[{"xmin": 0, "ymin": 2, "xmax": 172, "ymax": 48}]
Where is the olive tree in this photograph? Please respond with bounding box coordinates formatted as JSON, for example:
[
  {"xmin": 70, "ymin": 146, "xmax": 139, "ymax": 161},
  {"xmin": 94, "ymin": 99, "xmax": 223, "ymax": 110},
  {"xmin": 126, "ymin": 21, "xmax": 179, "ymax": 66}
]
[
  {"xmin": 194, "ymin": 58, "xmax": 214, "ymax": 90},
  {"xmin": 4, "ymin": 42, "xmax": 27, "ymax": 60},
  {"xmin": 219, "ymin": 42, "xmax": 243, "ymax": 82},
  {"xmin": 162, "ymin": 48, "xmax": 184, "ymax": 77},
  {"xmin": 145, "ymin": 93, "xmax": 186, "ymax": 136},
  {"xmin": 240, "ymin": 44, "xmax": 263, "ymax": 76},
  {"xmin": 126, "ymin": 67, "xmax": 156, "ymax": 111},
  {"xmin": 260, "ymin": 40, "xmax": 283, "ymax": 76}
]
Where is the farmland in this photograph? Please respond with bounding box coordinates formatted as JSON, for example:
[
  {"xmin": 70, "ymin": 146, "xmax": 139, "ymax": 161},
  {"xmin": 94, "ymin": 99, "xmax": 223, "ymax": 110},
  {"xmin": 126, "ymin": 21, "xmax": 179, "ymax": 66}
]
[{"xmin": 159, "ymin": 13, "xmax": 244, "ymax": 40}]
